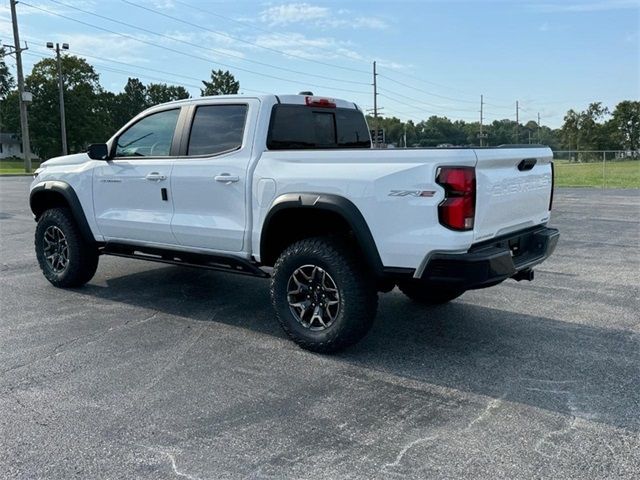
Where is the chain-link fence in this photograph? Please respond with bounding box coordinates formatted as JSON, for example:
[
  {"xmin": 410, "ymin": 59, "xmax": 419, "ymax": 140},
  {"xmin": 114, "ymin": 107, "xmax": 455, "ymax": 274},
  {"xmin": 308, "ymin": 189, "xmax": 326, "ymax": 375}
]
[{"xmin": 552, "ymin": 150, "xmax": 640, "ymax": 189}]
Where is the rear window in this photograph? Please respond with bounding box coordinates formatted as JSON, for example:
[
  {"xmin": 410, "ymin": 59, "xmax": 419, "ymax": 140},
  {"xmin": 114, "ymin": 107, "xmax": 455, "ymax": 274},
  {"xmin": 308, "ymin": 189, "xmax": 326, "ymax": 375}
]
[
  {"xmin": 187, "ymin": 104, "xmax": 247, "ymax": 156},
  {"xmin": 267, "ymin": 105, "xmax": 371, "ymax": 149}
]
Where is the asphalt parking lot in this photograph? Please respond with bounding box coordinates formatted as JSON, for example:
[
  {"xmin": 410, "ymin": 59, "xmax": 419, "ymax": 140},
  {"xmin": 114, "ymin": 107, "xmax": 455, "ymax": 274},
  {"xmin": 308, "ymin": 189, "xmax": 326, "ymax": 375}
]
[{"xmin": 0, "ymin": 176, "xmax": 638, "ymax": 479}]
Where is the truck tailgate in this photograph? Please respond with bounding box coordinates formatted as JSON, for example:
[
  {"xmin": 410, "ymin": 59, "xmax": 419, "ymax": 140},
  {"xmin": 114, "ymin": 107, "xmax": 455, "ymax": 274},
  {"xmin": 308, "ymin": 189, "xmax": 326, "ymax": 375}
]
[{"xmin": 473, "ymin": 147, "xmax": 553, "ymax": 242}]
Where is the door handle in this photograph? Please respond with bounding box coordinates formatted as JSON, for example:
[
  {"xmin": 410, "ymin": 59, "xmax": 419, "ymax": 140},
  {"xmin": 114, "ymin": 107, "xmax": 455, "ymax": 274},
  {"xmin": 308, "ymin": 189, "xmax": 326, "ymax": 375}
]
[
  {"xmin": 145, "ymin": 172, "xmax": 167, "ymax": 181},
  {"xmin": 517, "ymin": 158, "xmax": 537, "ymax": 171},
  {"xmin": 214, "ymin": 174, "xmax": 240, "ymax": 184}
]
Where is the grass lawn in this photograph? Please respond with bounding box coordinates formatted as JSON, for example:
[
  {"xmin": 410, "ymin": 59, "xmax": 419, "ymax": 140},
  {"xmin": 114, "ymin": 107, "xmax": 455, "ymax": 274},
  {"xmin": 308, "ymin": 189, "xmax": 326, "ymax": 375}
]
[
  {"xmin": 554, "ymin": 160, "xmax": 640, "ymax": 189},
  {"xmin": 0, "ymin": 160, "xmax": 41, "ymax": 175}
]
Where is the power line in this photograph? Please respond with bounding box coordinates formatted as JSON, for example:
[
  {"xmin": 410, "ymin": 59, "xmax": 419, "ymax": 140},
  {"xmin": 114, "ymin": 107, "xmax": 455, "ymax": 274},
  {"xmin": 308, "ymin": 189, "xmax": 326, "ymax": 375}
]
[
  {"xmin": 378, "ymin": 90, "xmax": 480, "ymax": 113},
  {"xmin": 23, "ymin": 48, "xmax": 271, "ymax": 95},
  {"xmin": 47, "ymin": 0, "xmax": 369, "ymax": 87},
  {"xmin": 378, "ymin": 73, "xmax": 478, "ymax": 104},
  {"xmin": 21, "ymin": 34, "xmax": 267, "ymax": 91},
  {"xmin": 121, "ymin": 0, "xmax": 371, "ymax": 76},
  {"xmin": 19, "ymin": 2, "xmax": 370, "ymax": 96},
  {"xmin": 23, "ymin": 49, "xmax": 200, "ymax": 89}
]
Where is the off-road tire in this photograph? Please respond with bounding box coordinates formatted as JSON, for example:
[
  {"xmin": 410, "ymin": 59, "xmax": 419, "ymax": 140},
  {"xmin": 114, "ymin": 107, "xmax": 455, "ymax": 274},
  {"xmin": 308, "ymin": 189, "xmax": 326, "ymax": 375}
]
[
  {"xmin": 271, "ymin": 237, "xmax": 378, "ymax": 353},
  {"xmin": 398, "ymin": 280, "xmax": 464, "ymax": 305},
  {"xmin": 35, "ymin": 208, "xmax": 99, "ymax": 288}
]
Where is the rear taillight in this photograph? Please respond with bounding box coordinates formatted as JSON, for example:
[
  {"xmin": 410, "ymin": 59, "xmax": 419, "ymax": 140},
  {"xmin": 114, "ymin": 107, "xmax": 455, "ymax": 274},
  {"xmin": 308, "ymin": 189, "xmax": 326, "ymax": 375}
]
[
  {"xmin": 549, "ymin": 161, "xmax": 554, "ymax": 211},
  {"xmin": 436, "ymin": 167, "xmax": 476, "ymax": 231}
]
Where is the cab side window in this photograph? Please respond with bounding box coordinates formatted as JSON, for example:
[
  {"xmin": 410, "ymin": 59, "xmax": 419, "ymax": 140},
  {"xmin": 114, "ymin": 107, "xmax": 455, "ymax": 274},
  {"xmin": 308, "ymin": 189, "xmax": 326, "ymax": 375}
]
[
  {"xmin": 115, "ymin": 109, "xmax": 180, "ymax": 158},
  {"xmin": 187, "ymin": 105, "xmax": 247, "ymax": 156}
]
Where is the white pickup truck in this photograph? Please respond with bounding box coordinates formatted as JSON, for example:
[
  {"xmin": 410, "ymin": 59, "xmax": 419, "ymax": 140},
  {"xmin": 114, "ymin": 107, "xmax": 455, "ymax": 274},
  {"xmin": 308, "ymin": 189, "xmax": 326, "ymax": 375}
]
[{"xmin": 30, "ymin": 93, "xmax": 559, "ymax": 352}]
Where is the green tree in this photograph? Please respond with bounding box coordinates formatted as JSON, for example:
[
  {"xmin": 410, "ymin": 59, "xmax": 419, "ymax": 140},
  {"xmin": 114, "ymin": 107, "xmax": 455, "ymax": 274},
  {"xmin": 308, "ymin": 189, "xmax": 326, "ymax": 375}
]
[
  {"xmin": 0, "ymin": 90, "xmax": 19, "ymax": 133},
  {"xmin": 201, "ymin": 69, "xmax": 239, "ymax": 96},
  {"xmin": 0, "ymin": 47, "xmax": 16, "ymax": 132},
  {"xmin": 0, "ymin": 47, "xmax": 15, "ymax": 100},
  {"xmin": 560, "ymin": 109, "xmax": 581, "ymax": 150},
  {"xmin": 486, "ymin": 119, "xmax": 519, "ymax": 146},
  {"xmin": 146, "ymin": 83, "xmax": 190, "ymax": 106},
  {"xmin": 579, "ymin": 102, "xmax": 610, "ymax": 150},
  {"xmin": 609, "ymin": 100, "xmax": 640, "ymax": 151},
  {"xmin": 418, "ymin": 116, "xmax": 466, "ymax": 146},
  {"xmin": 3, "ymin": 55, "xmax": 112, "ymax": 159},
  {"xmin": 114, "ymin": 77, "xmax": 148, "ymax": 125},
  {"xmin": 560, "ymin": 103, "xmax": 612, "ymax": 152}
]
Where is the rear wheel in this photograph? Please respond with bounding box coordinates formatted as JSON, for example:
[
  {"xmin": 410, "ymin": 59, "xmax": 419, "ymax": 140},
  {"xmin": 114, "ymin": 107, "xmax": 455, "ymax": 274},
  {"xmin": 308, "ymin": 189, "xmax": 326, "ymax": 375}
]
[
  {"xmin": 271, "ymin": 237, "xmax": 378, "ymax": 353},
  {"xmin": 35, "ymin": 208, "xmax": 99, "ymax": 288},
  {"xmin": 398, "ymin": 279, "xmax": 464, "ymax": 305}
]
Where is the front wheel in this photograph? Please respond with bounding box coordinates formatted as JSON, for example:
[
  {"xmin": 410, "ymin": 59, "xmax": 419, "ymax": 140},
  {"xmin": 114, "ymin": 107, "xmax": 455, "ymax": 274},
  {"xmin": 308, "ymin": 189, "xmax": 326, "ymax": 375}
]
[
  {"xmin": 270, "ymin": 237, "xmax": 378, "ymax": 353},
  {"xmin": 398, "ymin": 280, "xmax": 464, "ymax": 305},
  {"xmin": 35, "ymin": 208, "xmax": 99, "ymax": 288}
]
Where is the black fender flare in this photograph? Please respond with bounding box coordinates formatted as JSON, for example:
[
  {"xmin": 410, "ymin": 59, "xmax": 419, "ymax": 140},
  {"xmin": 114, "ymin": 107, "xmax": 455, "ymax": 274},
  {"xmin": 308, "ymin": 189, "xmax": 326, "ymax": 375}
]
[
  {"xmin": 30, "ymin": 181, "xmax": 95, "ymax": 244},
  {"xmin": 261, "ymin": 193, "xmax": 384, "ymax": 277}
]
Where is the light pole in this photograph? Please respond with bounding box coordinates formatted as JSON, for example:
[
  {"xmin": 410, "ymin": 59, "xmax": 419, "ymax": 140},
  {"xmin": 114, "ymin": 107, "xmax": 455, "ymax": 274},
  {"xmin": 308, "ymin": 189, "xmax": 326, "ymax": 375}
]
[{"xmin": 47, "ymin": 42, "xmax": 69, "ymax": 155}]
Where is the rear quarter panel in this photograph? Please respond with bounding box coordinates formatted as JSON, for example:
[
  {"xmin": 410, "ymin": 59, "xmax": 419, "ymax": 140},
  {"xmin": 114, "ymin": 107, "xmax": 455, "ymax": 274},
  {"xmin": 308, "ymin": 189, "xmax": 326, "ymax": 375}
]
[{"xmin": 252, "ymin": 148, "xmax": 477, "ymax": 269}]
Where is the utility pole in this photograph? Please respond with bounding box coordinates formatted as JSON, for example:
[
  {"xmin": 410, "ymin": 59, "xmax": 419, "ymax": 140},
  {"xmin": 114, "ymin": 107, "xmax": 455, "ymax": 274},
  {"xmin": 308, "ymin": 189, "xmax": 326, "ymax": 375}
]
[
  {"xmin": 537, "ymin": 112, "xmax": 541, "ymax": 143},
  {"xmin": 47, "ymin": 42, "xmax": 69, "ymax": 155},
  {"xmin": 372, "ymin": 60, "xmax": 378, "ymax": 148},
  {"xmin": 478, "ymin": 94, "xmax": 488, "ymax": 147},
  {"xmin": 515, "ymin": 100, "xmax": 520, "ymax": 144},
  {"xmin": 9, "ymin": 0, "xmax": 32, "ymax": 173}
]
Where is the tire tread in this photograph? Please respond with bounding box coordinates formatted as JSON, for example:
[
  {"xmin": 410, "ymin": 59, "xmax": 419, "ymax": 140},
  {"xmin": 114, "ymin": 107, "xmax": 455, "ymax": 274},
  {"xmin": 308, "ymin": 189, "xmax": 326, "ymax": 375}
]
[
  {"xmin": 271, "ymin": 236, "xmax": 377, "ymax": 353},
  {"xmin": 35, "ymin": 207, "xmax": 98, "ymax": 288}
]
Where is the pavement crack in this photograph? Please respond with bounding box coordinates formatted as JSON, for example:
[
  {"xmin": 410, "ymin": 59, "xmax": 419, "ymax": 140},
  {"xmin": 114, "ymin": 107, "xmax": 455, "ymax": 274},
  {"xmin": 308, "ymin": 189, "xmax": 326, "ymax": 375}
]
[
  {"xmin": 383, "ymin": 392, "xmax": 507, "ymax": 470},
  {"xmin": 465, "ymin": 393, "xmax": 506, "ymax": 431},
  {"xmin": 383, "ymin": 435, "xmax": 438, "ymax": 470},
  {"xmin": 534, "ymin": 394, "xmax": 582, "ymax": 458},
  {"xmin": 140, "ymin": 445, "xmax": 204, "ymax": 480}
]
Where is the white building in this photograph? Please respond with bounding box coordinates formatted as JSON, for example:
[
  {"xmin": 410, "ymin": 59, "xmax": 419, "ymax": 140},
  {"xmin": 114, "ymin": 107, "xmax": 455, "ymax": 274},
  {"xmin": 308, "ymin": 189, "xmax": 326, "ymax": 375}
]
[{"xmin": 0, "ymin": 133, "xmax": 35, "ymax": 159}]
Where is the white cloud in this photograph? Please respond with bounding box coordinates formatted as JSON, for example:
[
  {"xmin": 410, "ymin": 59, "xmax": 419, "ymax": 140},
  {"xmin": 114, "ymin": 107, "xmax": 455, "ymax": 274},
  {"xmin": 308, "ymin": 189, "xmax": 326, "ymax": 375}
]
[
  {"xmin": 530, "ymin": 0, "xmax": 639, "ymax": 13},
  {"xmin": 253, "ymin": 32, "xmax": 363, "ymax": 60},
  {"xmin": 57, "ymin": 32, "xmax": 148, "ymax": 65},
  {"xmin": 150, "ymin": 0, "xmax": 176, "ymax": 8},
  {"xmin": 351, "ymin": 17, "xmax": 388, "ymax": 30},
  {"xmin": 259, "ymin": 2, "xmax": 388, "ymax": 30},
  {"xmin": 260, "ymin": 3, "xmax": 329, "ymax": 26}
]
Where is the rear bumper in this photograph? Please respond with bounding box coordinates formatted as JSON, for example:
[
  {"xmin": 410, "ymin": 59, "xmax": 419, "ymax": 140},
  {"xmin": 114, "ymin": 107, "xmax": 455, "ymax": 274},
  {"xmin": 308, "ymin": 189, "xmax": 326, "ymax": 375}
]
[{"xmin": 420, "ymin": 226, "xmax": 559, "ymax": 290}]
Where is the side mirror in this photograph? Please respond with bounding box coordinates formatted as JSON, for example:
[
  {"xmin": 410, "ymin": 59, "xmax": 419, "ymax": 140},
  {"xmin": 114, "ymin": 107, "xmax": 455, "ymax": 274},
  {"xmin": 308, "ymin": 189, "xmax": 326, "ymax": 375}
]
[{"xmin": 87, "ymin": 143, "xmax": 110, "ymax": 160}]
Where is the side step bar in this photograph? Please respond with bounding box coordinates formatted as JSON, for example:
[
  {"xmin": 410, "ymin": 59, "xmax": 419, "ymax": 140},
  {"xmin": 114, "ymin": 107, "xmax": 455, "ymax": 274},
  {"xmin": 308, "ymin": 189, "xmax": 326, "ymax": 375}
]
[{"xmin": 100, "ymin": 243, "xmax": 270, "ymax": 278}]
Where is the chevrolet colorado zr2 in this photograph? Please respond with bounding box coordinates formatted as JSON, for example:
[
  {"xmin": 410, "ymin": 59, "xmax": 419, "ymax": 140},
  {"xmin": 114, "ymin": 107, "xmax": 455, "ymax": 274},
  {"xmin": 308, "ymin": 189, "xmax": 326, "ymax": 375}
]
[{"xmin": 30, "ymin": 94, "xmax": 559, "ymax": 352}]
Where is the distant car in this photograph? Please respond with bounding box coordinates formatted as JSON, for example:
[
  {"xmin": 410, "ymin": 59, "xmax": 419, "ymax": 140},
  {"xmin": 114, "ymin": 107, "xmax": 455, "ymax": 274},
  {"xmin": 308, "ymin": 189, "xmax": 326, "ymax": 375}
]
[{"xmin": 30, "ymin": 93, "xmax": 559, "ymax": 352}]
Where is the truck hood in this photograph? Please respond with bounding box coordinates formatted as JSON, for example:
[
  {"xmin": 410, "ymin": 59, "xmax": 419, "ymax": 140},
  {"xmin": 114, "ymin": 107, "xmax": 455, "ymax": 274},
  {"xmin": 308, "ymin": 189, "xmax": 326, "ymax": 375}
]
[{"xmin": 41, "ymin": 152, "xmax": 91, "ymax": 167}]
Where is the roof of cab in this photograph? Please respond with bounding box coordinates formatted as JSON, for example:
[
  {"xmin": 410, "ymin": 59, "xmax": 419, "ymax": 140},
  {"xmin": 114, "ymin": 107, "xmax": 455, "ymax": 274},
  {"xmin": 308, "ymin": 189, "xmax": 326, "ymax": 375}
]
[{"xmin": 155, "ymin": 94, "xmax": 359, "ymax": 110}]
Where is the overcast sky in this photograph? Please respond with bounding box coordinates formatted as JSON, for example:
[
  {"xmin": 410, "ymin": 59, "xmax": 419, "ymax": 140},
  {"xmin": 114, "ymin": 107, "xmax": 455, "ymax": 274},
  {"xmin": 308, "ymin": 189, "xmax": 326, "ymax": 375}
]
[{"xmin": 1, "ymin": 0, "xmax": 638, "ymax": 127}]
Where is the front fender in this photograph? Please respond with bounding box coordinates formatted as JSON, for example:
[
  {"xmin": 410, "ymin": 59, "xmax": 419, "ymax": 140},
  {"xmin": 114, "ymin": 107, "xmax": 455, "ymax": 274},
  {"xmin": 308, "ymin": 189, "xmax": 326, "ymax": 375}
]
[{"xmin": 30, "ymin": 181, "xmax": 96, "ymax": 244}]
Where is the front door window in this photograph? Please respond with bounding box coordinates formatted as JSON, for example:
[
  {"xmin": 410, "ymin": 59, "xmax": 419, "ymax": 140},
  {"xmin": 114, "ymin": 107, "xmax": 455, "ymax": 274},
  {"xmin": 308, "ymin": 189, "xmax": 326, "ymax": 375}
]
[{"xmin": 115, "ymin": 109, "xmax": 180, "ymax": 158}]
